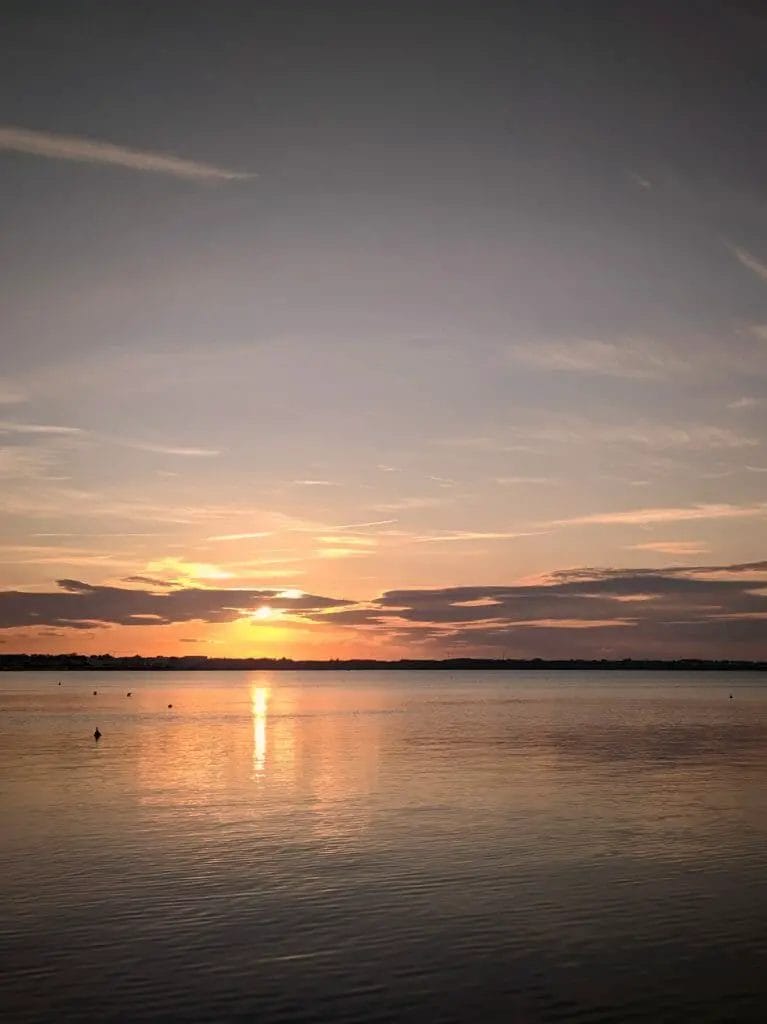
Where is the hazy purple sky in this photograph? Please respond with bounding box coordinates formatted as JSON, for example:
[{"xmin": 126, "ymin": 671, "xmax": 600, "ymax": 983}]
[{"xmin": 0, "ymin": 2, "xmax": 765, "ymax": 658}]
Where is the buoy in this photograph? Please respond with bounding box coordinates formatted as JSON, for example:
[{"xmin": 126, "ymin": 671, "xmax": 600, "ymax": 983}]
[
  {"xmin": 167, "ymin": 704, "xmax": 173, "ymax": 709},
  {"xmin": 126, "ymin": 692, "xmax": 132, "ymax": 697},
  {"xmin": 94, "ymin": 728, "xmax": 101, "ymax": 740},
  {"xmin": 93, "ymin": 691, "xmax": 98, "ymax": 696}
]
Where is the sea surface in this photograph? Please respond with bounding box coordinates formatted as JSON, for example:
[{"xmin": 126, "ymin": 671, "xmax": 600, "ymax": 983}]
[{"xmin": 1, "ymin": 670, "xmax": 766, "ymax": 1023}]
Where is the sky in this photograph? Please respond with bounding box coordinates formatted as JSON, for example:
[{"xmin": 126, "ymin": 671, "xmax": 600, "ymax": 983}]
[{"xmin": 0, "ymin": 0, "xmax": 765, "ymax": 660}]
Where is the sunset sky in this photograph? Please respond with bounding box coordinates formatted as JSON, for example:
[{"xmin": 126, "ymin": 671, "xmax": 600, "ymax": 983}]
[{"xmin": 1, "ymin": 1, "xmax": 765, "ymax": 659}]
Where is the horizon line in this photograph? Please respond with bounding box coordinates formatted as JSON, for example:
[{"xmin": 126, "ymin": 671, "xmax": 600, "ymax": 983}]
[{"xmin": 1, "ymin": 653, "xmax": 765, "ymax": 670}]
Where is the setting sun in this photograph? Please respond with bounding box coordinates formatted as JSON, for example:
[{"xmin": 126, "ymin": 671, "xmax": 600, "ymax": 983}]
[{"xmin": 252, "ymin": 605, "xmax": 273, "ymax": 621}]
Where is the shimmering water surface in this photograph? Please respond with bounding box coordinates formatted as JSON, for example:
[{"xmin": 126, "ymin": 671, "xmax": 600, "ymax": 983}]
[{"xmin": 2, "ymin": 670, "xmax": 766, "ymax": 1023}]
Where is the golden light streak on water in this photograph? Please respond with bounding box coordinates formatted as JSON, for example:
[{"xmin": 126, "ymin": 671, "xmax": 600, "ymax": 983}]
[{"xmin": 251, "ymin": 684, "xmax": 270, "ymax": 774}]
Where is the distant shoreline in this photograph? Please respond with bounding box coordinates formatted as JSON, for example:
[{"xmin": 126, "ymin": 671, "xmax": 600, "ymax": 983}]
[{"xmin": 1, "ymin": 655, "xmax": 765, "ymax": 672}]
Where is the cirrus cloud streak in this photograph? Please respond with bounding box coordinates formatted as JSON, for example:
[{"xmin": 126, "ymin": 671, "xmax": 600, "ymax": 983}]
[{"xmin": 0, "ymin": 125, "xmax": 252, "ymax": 182}]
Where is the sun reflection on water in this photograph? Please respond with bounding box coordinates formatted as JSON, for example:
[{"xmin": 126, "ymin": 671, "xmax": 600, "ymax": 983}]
[{"xmin": 250, "ymin": 685, "xmax": 270, "ymax": 774}]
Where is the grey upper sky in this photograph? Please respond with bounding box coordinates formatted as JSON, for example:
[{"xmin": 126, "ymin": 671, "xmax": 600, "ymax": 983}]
[{"xmin": 0, "ymin": 1, "xmax": 765, "ymax": 658}]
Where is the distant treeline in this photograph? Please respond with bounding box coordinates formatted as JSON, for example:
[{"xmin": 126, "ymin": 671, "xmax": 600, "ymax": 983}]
[{"xmin": 1, "ymin": 653, "xmax": 765, "ymax": 672}]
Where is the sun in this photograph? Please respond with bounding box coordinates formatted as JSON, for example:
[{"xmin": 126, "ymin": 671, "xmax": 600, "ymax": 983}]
[{"xmin": 253, "ymin": 605, "xmax": 273, "ymax": 621}]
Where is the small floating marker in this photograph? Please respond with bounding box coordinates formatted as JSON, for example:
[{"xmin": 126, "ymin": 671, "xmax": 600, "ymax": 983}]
[
  {"xmin": 94, "ymin": 728, "xmax": 101, "ymax": 740},
  {"xmin": 167, "ymin": 703, "xmax": 173, "ymax": 709},
  {"xmin": 58, "ymin": 681, "xmax": 62, "ymax": 686},
  {"xmin": 93, "ymin": 690, "xmax": 98, "ymax": 696},
  {"xmin": 729, "ymin": 694, "xmax": 734, "ymax": 699},
  {"xmin": 126, "ymin": 692, "xmax": 132, "ymax": 697}
]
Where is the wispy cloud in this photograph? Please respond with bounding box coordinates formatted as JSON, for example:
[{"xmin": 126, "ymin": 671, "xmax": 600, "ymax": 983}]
[
  {"xmin": 374, "ymin": 496, "xmax": 449, "ymax": 510},
  {"xmin": 433, "ymin": 436, "xmax": 539, "ymax": 453},
  {"xmin": 317, "ymin": 547, "xmax": 373, "ymax": 559},
  {"xmin": 207, "ymin": 532, "xmax": 272, "ymax": 542},
  {"xmin": 318, "ymin": 536, "xmax": 376, "ymax": 547},
  {"xmin": 0, "ymin": 381, "xmax": 26, "ymax": 405},
  {"xmin": 0, "ymin": 421, "xmax": 83, "ymax": 436},
  {"xmin": 628, "ymin": 172, "xmax": 653, "ymax": 190},
  {"xmin": 628, "ymin": 541, "xmax": 710, "ymax": 555},
  {"xmin": 728, "ymin": 396, "xmax": 761, "ymax": 410},
  {"xmin": 0, "ymin": 447, "xmax": 56, "ymax": 480},
  {"xmin": 291, "ymin": 479, "xmax": 338, "ymax": 486},
  {"xmin": 0, "ymin": 125, "xmax": 252, "ymax": 182},
  {"xmin": 495, "ymin": 476, "xmax": 557, "ymax": 485},
  {"xmin": 415, "ymin": 530, "xmax": 546, "ymax": 544},
  {"xmin": 526, "ymin": 422, "xmax": 757, "ymax": 451},
  {"xmin": 508, "ymin": 338, "xmax": 682, "ymax": 379},
  {"xmin": 437, "ymin": 420, "xmax": 756, "ymax": 456},
  {"xmin": 120, "ymin": 441, "xmax": 221, "ymax": 457},
  {"xmin": 335, "ymin": 519, "xmax": 398, "ymax": 530},
  {"xmin": 552, "ymin": 503, "xmax": 767, "ymax": 527},
  {"xmin": 0, "ymin": 424, "xmax": 220, "ymax": 456},
  {"xmin": 122, "ymin": 575, "xmax": 176, "ymax": 589},
  {"xmin": 730, "ymin": 244, "xmax": 767, "ymax": 284}
]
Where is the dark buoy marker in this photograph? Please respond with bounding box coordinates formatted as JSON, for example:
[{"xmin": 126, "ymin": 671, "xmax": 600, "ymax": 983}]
[
  {"xmin": 94, "ymin": 728, "xmax": 101, "ymax": 740},
  {"xmin": 729, "ymin": 693, "xmax": 734, "ymax": 699},
  {"xmin": 167, "ymin": 703, "xmax": 173, "ymax": 709},
  {"xmin": 93, "ymin": 690, "xmax": 98, "ymax": 696},
  {"xmin": 126, "ymin": 692, "xmax": 132, "ymax": 697}
]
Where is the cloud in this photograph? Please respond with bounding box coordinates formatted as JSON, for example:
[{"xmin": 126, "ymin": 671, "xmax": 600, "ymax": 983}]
[
  {"xmin": 305, "ymin": 561, "xmax": 767, "ymax": 658},
  {"xmin": 291, "ymin": 479, "xmax": 338, "ymax": 486},
  {"xmin": 207, "ymin": 532, "xmax": 273, "ymax": 542},
  {"xmin": 0, "ymin": 421, "xmax": 83, "ymax": 436},
  {"xmin": 0, "ymin": 125, "xmax": 252, "ymax": 182},
  {"xmin": 374, "ymin": 496, "xmax": 450, "ymax": 510},
  {"xmin": 629, "ymin": 172, "xmax": 653, "ymax": 190},
  {"xmin": 508, "ymin": 338, "xmax": 681, "ymax": 379},
  {"xmin": 728, "ymin": 397, "xmax": 761, "ymax": 410},
  {"xmin": 495, "ymin": 476, "xmax": 557, "ymax": 485},
  {"xmin": 551, "ymin": 503, "xmax": 767, "ymax": 527},
  {"xmin": 144, "ymin": 557, "xmax": 235, "ymax": 584},
  {"xmin": 439, "ymin": 420, "xmax": 758, "ymax": 459},
  {"xmin": 730, "ymin": 244, "xmax": 767, "ymax": 284},
  {"xmin": 122, "ymin": 575, "xmax": 177, "ymax": 589},
  {"xmin": 627, "ymin": 541, "xmax": 710, "ymax": 555},
  {"xmin": 531, "ymin": 422, "xmax": 757, "ymax": 451},
  {"xmin": 3, "ymin": 563, "xmax": 766, "ymax": 658},
  {"xmin": 316, "ymin": 547, "xmax": 372, "ymax": 559},
  {"xmin": 317, "ymin": 536, "xmax": 376, "ymax": 547},
  {"xmin": 0, "ymin": 425, "xmax": 221, "ymax": 459},
  {"xmin": 0, "ymin": 381, "xmax": 26, "ymax": 405},
  {"xmin": 0, "ymin": 447, "xmax": 57, "ymax": 480},
  {"xmin": 0, "ymin": 579, "xmax": 351, "ymax": 630},
  {"xmin": 120, "ymin": 441, "xmax": 221, "ymax": 457},
  {"xmin": 335, "ymin": 519, "xmax": 398, "ymax": 530},
  {"xmin": 414, "ymin": 530, "xmax": 547, "ymax": 544}
]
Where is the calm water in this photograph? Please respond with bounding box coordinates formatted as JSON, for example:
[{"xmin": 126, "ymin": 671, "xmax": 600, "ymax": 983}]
[{"xmin": 1, "ymin": 670, "xmax": 766, "ymax": 1023}]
